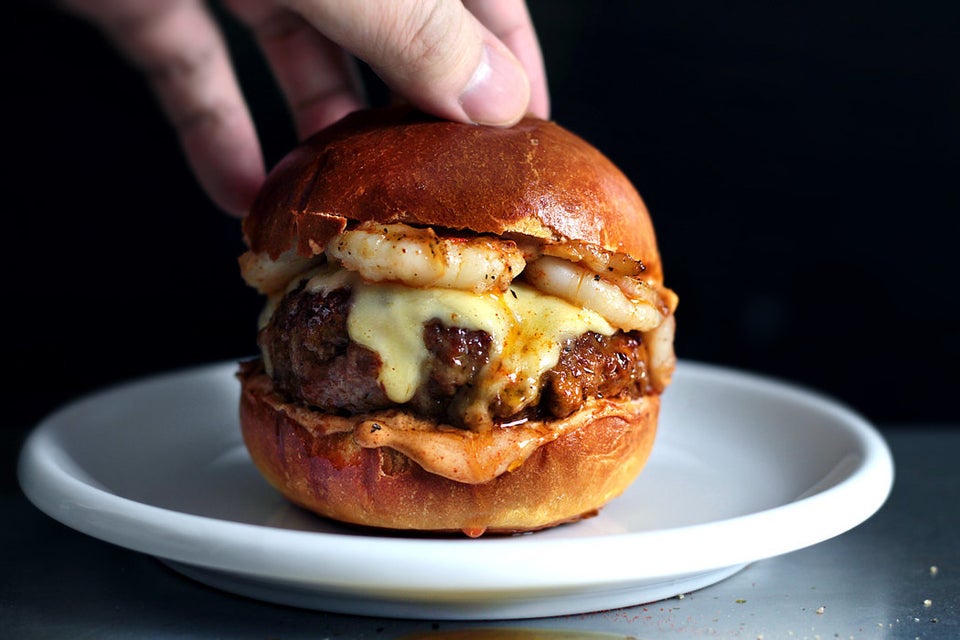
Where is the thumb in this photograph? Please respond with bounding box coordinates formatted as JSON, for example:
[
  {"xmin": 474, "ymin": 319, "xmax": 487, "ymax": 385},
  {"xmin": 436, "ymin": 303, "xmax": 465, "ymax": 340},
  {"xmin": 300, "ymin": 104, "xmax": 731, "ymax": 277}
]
[{"xmin": 283, "ymin": 0, "xmax": 532, "ymax": 126}]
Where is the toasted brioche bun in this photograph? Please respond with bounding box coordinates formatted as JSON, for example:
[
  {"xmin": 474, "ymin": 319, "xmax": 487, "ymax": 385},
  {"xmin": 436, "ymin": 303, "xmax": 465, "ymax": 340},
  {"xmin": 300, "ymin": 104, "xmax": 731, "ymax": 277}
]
[
  {"xmin": 238, "ymin": 364, "xmax": 659, "ymax": 536},
  {"xmin": 238, "ymin": 106, "xmax": 673, "ymax": 536},
  {"xmin": 240, "ymin": 106, "xmax": 662, "ymax": 294}
]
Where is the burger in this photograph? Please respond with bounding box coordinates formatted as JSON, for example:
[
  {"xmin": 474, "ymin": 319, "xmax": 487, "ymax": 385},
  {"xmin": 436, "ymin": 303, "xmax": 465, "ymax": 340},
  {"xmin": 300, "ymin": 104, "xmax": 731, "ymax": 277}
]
[{"xmin": 237, "ymin": 106, "xmax": 678, "ymax": 537}]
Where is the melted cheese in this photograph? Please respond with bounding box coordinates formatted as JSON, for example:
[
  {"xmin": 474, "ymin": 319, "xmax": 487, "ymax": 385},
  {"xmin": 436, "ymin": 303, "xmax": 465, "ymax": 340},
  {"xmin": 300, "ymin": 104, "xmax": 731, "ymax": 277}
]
[
  {"xmin": 351, "ymin": 280, "xmax": 614, "ymax": 428},
  {"xmin": 304, "ymin": 269, "xmax": 615, "ymax": 428}
]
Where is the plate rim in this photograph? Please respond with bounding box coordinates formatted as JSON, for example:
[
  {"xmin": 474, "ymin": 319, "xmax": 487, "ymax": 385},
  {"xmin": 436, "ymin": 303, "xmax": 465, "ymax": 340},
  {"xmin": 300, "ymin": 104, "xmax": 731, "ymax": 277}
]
[{"xmin": 17, "ymin": 359, "xmax": 895, "ymax": 595}]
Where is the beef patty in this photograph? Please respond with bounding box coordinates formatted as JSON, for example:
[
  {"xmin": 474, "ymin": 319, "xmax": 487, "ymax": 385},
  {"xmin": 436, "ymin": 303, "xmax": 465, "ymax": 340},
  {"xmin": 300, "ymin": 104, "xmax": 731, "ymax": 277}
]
[{"xmin": 258, "ymin": 283, "xmax": 653, "ymax": 428}]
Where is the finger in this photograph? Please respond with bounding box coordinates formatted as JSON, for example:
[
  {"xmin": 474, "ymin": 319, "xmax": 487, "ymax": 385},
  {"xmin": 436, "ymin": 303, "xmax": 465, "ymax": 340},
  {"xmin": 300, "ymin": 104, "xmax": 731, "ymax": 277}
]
[
  {"xmin": 463, "ymin": 0, "xmax": 550, "ymax": 119},
  {"xmin": 281, "ymin": 0, "xmax": 531, "ymax": 126},
  {"xmin": 62, "ymin": 0, "xmax": 264, "ymax": 216},
  {"xmin": 224, "ymin": 1, "xmax": 365, "ymax": 140}
]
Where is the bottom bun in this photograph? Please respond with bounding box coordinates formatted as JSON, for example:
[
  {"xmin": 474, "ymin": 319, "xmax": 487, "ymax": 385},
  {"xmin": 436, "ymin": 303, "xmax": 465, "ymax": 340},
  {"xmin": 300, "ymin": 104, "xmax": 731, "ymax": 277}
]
[{"xmin": 238, "ymin": 361, "xmax": 660, "ymax": 536}]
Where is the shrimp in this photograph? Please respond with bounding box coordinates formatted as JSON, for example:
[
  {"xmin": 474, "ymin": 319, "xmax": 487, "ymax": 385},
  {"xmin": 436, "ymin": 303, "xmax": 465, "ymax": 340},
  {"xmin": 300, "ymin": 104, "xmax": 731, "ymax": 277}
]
[
  {"xmin": 542, "ymin": 240, "xmax": 647, "ymax": 277},
  {"xmin": 325, "ymin": 222, "xmax": 526, "ymax": 293},
  {"xmin": 523, "ymin": 256, "xmax": 665, "ymax": 331},
  {"xmin": 645, "ymin": 313, "xmax": 677, "ymax": 390}
]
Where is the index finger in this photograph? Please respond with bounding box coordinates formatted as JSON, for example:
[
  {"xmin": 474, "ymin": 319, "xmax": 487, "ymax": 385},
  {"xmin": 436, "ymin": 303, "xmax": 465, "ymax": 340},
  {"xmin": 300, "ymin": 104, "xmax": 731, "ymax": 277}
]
[{"xmin": 224, "ymin": 0, "xmax": 366, "ymax": 141}]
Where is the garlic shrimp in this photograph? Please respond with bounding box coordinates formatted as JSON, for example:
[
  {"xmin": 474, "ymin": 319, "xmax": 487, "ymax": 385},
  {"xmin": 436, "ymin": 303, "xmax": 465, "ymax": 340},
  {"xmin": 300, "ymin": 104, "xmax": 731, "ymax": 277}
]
[
  {"xmin": 523, "ymin": 256, "xmax": 665, "ymax": 331},
  {"xmin": 326, "ymin": 223, "xmax": 526, "ymax": 293}
]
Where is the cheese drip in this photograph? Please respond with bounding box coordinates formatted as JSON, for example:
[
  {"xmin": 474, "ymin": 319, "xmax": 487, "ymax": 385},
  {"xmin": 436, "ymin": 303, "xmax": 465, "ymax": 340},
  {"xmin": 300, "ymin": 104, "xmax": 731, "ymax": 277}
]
[{"xmin": 306, "ymin": 269, "xmax": 615, "ymax": 429}]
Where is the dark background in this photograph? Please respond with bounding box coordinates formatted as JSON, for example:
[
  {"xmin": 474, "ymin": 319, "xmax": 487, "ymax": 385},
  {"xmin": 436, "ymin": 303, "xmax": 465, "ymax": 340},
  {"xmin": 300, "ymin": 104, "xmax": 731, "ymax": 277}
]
[{"xmin": 6, "ymin": 1, "xmax": 958, "ymax": 446}]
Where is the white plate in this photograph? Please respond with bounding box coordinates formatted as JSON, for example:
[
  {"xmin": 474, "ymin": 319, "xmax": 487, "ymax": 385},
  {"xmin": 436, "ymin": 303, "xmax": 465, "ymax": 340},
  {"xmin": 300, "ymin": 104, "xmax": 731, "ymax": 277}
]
[{"xmin": 18, "ymin": 360, "xmax": 893, "ymax": 620}]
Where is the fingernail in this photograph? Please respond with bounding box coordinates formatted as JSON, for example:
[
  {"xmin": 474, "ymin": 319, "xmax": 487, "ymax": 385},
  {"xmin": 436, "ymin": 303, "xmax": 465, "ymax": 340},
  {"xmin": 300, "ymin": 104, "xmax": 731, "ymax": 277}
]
[{"xmin": 459, "ymin": 43, "xmax": 530, "ymax": 126}]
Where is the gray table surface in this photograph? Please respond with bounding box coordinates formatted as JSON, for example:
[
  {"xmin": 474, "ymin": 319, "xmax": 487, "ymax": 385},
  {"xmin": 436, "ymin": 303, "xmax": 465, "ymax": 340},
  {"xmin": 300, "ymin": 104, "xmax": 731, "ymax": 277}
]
[{"xmin": 4, "ymin": 426, "xmax": 957, "ymax": 639}]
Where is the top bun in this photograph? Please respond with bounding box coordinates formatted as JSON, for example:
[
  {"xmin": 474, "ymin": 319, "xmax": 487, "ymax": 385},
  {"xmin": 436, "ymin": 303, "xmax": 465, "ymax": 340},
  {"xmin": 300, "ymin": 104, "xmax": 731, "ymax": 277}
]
[{"xmin": 241, "ymin": 106, "xmax": 661, "ymax": 291}]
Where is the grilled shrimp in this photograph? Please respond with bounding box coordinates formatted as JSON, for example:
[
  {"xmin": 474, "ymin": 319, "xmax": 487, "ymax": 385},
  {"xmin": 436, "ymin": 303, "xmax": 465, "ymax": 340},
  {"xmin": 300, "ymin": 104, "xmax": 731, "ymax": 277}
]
[
  {"xmin": 326, "ymin": 223, "xmax": 526, "ymax": 293},
  {"xmin": 542, "ymin": 240, "xmax": 647, "ymax": 277},
  {"xmin": 523, "ymin": 256, "xmax": 665, "ymax": 331},
  {"xmin": 645, "ymin": 313, "xmax": 677, "ymax": 390}
]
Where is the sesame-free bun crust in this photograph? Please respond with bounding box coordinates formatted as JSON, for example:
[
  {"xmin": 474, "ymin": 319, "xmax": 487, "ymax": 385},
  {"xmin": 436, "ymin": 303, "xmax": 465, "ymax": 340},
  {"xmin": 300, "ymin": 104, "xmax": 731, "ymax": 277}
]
[
  {"xmin": 238, "ymin": 364, "xmax": 659, "ymax": 536},
  {"xmin": 241, "ymin": 106, "xmax": 662, "ymax": 292}
]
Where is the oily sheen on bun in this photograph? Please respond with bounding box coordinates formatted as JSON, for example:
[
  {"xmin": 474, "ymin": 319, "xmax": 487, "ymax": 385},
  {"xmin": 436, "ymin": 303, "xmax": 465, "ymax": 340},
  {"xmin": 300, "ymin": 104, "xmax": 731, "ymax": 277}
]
[{"xmin": 237, "ymin": 106, "xmax": 678, "ymax": 536}]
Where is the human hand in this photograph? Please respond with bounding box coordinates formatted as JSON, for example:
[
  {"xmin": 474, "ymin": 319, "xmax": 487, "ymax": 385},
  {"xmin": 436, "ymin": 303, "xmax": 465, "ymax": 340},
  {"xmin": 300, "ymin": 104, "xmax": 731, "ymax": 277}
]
[{"xmin": 61, "ymin": 0, "xmax": 550, "ymax": 216}]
